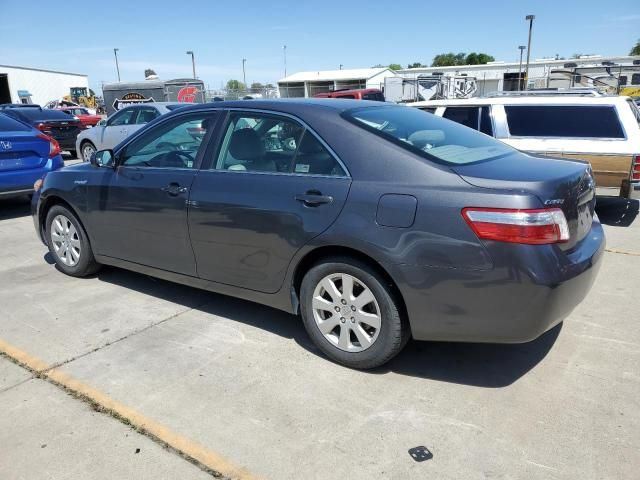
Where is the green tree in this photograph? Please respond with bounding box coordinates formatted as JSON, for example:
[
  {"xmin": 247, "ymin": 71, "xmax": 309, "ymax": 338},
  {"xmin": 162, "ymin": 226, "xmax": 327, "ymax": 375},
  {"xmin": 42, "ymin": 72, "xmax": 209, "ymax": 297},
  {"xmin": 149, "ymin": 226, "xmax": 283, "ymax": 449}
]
[
  {"xmin": 407, "ymin": 62, "xmax": 425, "ymax": 68},
  {"xmin": 250, "ymin": 82, "xmax": 264, "ymax": 91},
  {"xmin": 630, "ymin": 39, "xmax": 640, "ymax": 56},
  {"xmin": 431, "ymin": 52, "xmax": 494, "ymax": 67},
  {"xmin": 226, "ymin": 79, "xmax": 245, "ymax": 91},
  {"xmin": 388, "ymin": 63, "xmax": 402, "ymax": 70}
]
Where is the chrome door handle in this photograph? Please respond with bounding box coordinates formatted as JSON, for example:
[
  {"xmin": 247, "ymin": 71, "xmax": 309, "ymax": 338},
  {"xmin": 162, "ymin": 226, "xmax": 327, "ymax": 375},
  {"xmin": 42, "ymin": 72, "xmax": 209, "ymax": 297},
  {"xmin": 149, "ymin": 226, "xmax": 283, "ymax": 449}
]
[
  {"xmin": 161, "ymin": 183, "xmax": 188, "ymax": 196},
  {"xmin": 295, "ymin": 191, "xmax": 333, "ymax": 207}
]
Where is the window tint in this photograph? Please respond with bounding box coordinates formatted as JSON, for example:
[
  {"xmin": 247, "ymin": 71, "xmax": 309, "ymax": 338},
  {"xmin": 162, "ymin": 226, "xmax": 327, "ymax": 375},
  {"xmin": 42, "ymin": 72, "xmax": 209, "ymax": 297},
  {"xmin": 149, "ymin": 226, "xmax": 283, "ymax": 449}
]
[
  {"xmin": 215, "ymin": 113, "xmax": 344, "ymax": 176},
  {"xmin": 121, "ymin": 113, "xmax": 214, "ymax": 168},
  {"xmin": 136, "ymin": 108, "xmax": 159, "ymax": 124},
  {"xmin": 442, "ymin": 106, "xmax": 480, "ymax": 130},
  {"xmin": 505, "ymin": 105, "xmax": 625, "ymax": 139},
  {"xmin": 479, "ymin": 106, "xmax": 494, "ymax": 136},
  {"xmin": 346, "ymin": 105, "xmax": 514, "ymax": 165},
  {"xmin": 6, "ymin": 108, "xmax": 70, "ymax": 122},
  {"xmin": 362, "ymin": 92, "xmax": 385, "ymax": 101},
  {"xmin": 108, "ymin": 109, "xmax": 137, "ymax": 126},
  {"xmin": 619, "ymin": 76, "xmax": 628, "ymax": 86},
  {"xmin": 632, "ymin": 73, "xmax": 640, "ymax": 85},
  {"xmin": 0, "ymin": 113, "xmax": 31, "ymax": 132},
  {"xmin": 335, "ymin": 95, "xmax": 356, "ymax": 99}
]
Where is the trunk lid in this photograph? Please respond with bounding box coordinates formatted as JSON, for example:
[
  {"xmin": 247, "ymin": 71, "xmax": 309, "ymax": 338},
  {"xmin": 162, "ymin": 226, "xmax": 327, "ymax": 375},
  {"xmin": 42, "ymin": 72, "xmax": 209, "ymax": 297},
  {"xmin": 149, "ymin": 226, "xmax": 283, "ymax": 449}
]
[
  {"xmin": 37, "ymin": 120, "xmax": 82, "ymax": 143},
  {"xmin": 452, "ymin": 153, "xmax": 596, "ymax": 250},
  {"xmin": 0, "ymin": 131, "xmax": 50, "ymax": 171}
]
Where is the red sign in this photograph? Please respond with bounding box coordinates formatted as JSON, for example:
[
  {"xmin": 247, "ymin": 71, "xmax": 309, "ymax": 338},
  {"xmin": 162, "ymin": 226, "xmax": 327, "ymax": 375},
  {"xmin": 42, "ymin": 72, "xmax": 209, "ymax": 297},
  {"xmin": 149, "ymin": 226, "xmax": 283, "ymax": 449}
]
[{"xmin": 177, "ymin": 86, "xmax": 198, "ymax": 103}]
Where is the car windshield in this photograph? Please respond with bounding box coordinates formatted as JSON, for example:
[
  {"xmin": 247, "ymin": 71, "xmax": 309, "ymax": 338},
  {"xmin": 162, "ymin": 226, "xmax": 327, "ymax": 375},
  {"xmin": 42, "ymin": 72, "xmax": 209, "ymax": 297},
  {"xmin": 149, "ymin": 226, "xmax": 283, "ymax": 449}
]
[
  {"xmin": 345, "ymin": 105, "xmax": 514, "ymax": 165},
  {"xmin": 0, "ymin": 113, "xmax": 31, "ymax": 132},
  {"xmin": 8, "ymin": 108, "xmax": 71, "ymax": 122}
]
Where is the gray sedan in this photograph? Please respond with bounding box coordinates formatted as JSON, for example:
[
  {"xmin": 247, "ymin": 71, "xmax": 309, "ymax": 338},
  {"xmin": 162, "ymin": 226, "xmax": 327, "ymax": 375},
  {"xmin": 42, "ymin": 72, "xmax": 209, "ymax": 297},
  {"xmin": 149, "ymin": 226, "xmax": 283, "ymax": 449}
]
[{"xmin": 75, "ymin": 102, "xmax": 185, "ymax": 161}]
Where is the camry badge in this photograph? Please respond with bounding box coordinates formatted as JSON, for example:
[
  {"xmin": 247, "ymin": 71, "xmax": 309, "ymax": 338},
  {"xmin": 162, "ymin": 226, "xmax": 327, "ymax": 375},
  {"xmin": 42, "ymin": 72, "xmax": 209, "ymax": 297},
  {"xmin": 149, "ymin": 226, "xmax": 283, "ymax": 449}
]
[
  {"xmin": 544, "ymin": 199, "xmax": 565, "ymax": 205},
  {"xmin": 0, "ymin": 141, "xmax": 12, "ymax": 150}
]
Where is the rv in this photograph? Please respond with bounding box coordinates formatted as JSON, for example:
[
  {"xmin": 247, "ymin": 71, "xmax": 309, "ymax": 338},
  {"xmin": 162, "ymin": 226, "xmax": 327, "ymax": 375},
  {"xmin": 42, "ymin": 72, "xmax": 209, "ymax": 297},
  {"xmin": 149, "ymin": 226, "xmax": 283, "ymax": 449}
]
[{"xmin": 384, "ymin": 74, "xmax": 477, "ymax": 103}]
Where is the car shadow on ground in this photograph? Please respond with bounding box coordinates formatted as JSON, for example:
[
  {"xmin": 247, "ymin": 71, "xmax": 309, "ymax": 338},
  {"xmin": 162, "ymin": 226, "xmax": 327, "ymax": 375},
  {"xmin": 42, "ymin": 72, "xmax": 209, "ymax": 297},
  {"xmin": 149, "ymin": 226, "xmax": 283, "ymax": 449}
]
[
  {"xmin": 0, "ymin": 196, "xmax": 31, "ymax": 221},
  {"xmin": 595, "ymin": 196, "xmax": 639, "ymax": 227},
  {"xmin": 95, "ymin": 266, "xmax": 560, "ymax": 388}
]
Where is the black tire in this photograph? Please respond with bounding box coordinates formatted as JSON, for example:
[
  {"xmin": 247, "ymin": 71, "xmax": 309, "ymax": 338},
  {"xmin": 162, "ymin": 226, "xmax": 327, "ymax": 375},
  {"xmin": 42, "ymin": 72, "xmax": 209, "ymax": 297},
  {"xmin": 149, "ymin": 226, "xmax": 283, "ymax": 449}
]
[
  {"xmin": 300, "ymin": 257, "xmax": 409, "ymax": 369},
  {"xmin": 80, "ymin": 141, "xmax": 96, "ymax": 162},
  {"xmin": 68, "ymin": 150, "xmax": 77, "ymax": 159},
  {"xmin": 45, "ymin": 204, "xmax": 101, "ymax": 277}
]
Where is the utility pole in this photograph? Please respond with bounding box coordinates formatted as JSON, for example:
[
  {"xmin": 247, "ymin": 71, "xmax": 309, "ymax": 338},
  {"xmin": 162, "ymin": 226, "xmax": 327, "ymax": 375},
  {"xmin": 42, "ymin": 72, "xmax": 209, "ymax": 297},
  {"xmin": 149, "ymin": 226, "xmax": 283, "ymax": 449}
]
[
  {"xmin": 524, "ymin": 15, "xmax": 535, "ymax": 90},
  {"xmin": 518, "ymin": 45, "xmax": 526, "ymax": 90},
  {"xmin": 186, "ymin": 51, "xmax": 196, "ymax": 79},
  {"xmin": 113, "ymin": 48, "xmax": 121, "ymax": 82},
  {"xmin": 339, "ymin": 64, "xmax": 343, "ymax": 70},
  {"xmin": 242, "ymin": 58, "xmax": 247, "ymax": 90},
  {"xmin": 283, "ymin": 45, "xmax": 287, "ymax": 78}
]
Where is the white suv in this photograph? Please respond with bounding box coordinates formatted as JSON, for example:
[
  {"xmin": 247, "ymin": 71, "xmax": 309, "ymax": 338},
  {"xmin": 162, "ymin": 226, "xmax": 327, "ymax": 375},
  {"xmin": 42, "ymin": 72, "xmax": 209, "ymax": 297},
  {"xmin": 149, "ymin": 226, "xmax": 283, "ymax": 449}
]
[{"xmin": 409, "ymin": 95, "xmax": 640, "ymax": 198}]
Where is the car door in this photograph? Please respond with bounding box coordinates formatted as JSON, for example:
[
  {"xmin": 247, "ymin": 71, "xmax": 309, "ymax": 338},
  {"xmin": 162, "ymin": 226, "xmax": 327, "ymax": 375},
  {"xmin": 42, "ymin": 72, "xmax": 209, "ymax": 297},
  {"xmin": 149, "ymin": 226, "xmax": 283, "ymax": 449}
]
[
  {"xmin": 100, "ymin": 107, "xmax": 139, "ymax": 149},
  {"xmin": 188, "ymin": 110, "xmax": 352, "ymax": 293},
  {"xmin": 86, "ymin": 111, "xmax": 219, "ymax": 275}
]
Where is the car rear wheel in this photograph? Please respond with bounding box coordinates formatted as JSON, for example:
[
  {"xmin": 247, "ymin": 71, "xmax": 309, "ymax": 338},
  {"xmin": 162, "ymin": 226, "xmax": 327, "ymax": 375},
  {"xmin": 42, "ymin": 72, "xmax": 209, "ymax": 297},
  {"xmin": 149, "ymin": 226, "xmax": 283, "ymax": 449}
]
[
  {"xmin": 300, "ymin": 257, "xmax": 409, "ymax": 369},
  {"xmin": 81, "ymin": 142, "xmax": 96, "ymax": 162},
  {"xmin": 46, "ymin": 205, "xmax": 101, "ymax": 277}
]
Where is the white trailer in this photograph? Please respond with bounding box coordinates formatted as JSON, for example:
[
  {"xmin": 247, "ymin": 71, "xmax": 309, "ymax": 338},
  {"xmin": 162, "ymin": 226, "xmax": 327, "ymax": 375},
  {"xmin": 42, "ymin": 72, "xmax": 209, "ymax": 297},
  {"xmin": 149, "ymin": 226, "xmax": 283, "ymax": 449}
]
[
  {"xmin": 0, "ymin": 64, "xmax": 89, "ymax": 106},
  {"xmin": 384, "ymin": 74, "xmax": 477, "ymax": 103}
]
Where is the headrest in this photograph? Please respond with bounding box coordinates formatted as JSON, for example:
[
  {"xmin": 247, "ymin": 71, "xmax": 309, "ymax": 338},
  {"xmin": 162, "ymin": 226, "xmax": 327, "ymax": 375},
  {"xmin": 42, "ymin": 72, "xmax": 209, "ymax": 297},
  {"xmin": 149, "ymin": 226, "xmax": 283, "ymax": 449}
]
[
  {"xmin": 229, "ymin": 128, "xmax": 264, "ymax": 160},
  {"xmin": 297, "ymin": 134, "xmax": 324, "ymax": 154},
  {"xmin": 408, "ymin": 130, "xmax": 445, "ymax": 149}
]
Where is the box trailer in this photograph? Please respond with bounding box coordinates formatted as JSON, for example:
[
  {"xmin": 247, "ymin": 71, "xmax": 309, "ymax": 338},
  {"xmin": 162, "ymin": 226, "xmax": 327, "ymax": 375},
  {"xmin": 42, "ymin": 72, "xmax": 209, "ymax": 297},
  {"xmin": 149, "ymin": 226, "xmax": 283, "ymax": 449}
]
[{"xmin": 102, "ymin": 78, "xmax": 205, "ymax": 115}]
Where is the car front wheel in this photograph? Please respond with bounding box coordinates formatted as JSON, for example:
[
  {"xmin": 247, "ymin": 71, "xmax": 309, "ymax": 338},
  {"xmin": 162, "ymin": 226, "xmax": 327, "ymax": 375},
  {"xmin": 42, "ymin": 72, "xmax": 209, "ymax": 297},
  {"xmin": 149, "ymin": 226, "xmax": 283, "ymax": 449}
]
[
  {"xmin": 46, "ymin": 205, "xmax": 101, "ymax": 277},
  {"xmin": 81, "ymin": 141, "xmax": 96, "ymax": 162},
  {"xmin": 300, "ymin": 257, "xmax": 409, "ymax": 369}
]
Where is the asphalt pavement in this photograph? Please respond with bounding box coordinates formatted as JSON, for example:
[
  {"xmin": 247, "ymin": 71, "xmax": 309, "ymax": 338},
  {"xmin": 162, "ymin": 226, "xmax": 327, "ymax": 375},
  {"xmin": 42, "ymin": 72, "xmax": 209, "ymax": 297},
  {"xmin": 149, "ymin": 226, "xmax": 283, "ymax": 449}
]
[{"xmin": 0, "ymin": 181, "xmax": 638, "ymax": 479}]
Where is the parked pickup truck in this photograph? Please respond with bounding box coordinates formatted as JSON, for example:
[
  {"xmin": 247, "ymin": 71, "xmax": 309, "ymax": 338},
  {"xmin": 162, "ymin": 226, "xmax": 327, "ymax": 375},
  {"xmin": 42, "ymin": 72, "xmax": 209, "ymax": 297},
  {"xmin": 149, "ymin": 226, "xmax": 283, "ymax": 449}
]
[{"xmin": 409, "ymin": 95, "xmax": 640, "ymax": 198}]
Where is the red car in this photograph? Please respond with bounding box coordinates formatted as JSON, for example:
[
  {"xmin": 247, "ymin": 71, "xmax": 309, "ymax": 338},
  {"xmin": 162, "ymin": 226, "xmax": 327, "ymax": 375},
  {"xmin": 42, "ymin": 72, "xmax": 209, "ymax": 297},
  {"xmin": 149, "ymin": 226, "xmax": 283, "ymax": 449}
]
[
  {"xmin": 313, "ymin": 88, "xmax": 385, "ymax": 101},
  {"xmin": 58, "ymin": 107, "xmax": 103, "ymax": 128}
]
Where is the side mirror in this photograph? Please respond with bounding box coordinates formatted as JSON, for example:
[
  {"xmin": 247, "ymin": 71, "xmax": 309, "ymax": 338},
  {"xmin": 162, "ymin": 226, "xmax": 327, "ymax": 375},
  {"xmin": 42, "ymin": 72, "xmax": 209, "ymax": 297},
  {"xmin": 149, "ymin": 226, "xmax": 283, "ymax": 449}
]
[
  {"xmin": 97, "ymin": 119, "xmax": 107, "ymax": 127},
  {"xmin": 90, "ymin": 149, "xmax": 115, "ymax": 168}
]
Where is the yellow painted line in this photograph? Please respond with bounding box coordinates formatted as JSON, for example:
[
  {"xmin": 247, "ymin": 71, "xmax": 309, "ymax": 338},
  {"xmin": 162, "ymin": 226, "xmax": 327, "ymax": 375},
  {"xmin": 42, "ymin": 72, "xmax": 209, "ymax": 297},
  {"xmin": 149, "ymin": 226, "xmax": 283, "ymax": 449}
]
[
  {"xmin": 605, "ymin": 248, "xmax": 640, "ymax": 257},
  {"xmin": 0, "ymin": 338, "xmax": 259, "ymax": 480}
]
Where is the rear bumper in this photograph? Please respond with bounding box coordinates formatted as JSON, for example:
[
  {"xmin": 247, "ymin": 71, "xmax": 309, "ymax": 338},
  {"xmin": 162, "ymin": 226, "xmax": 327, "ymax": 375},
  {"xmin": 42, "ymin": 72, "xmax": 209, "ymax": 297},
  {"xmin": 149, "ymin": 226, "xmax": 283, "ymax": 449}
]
[
  {"xmin": 391, "ymin": 220, "xmax": 605, "ymax": 343},
  {"xmin": 0, "ymin": 155, "xmax": 64, "ymax": 197}
]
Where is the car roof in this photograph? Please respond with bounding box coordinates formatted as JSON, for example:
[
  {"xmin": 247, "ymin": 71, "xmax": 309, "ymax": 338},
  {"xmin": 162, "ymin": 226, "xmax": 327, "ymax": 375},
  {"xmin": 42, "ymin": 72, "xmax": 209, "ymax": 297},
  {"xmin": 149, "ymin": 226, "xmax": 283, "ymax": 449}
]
[
  {"xmin": 408, "ymin": 95, "xmax": 633, "ymax": 107},
  {"xmin": 172, "ymin": 98, "xmax": 394, "ymax": 115}
]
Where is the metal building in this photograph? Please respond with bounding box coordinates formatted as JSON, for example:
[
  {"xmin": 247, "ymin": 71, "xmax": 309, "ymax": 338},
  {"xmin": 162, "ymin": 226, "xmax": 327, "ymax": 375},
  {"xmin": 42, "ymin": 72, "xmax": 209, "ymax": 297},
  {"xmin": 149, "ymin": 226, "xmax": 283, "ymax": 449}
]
[
  {"xmin": 278, "ymin": 67, "xmax": 396, "ymax": 98},
  {"xmin": 0, "ymin": 64, "xmax": 89, "ymax": 105}
]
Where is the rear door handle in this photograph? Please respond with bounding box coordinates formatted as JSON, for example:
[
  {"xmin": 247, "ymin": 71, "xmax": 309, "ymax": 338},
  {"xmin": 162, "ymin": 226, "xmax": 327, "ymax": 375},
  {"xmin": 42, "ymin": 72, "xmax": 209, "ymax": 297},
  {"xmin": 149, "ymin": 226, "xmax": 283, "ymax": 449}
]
[
  {"xmin": 161, "ymin": 183, "xmax": 188, "ymax": 196},
  {"xmin": 295, "ymin": 191, "xmax": 333, "ymax": 207}
]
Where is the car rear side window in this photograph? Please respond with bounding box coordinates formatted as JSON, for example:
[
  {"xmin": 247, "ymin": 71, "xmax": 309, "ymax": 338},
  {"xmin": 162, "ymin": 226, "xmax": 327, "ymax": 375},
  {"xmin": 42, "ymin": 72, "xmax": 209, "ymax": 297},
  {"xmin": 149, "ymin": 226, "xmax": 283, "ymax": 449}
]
[
  {"xmin": 362, "ymin": 92, "xmax": 385, "ymax": 101},
  {"xmin": 0, "ymin": 113, "xmax": 31, "ymax": 132},
  {"xmin": 504, "ymin": 105, "xmax": 625, "ymax": 139},
  {"xmin": 443, "ymin": 106, "xmax": 480, "ymax": 130}
]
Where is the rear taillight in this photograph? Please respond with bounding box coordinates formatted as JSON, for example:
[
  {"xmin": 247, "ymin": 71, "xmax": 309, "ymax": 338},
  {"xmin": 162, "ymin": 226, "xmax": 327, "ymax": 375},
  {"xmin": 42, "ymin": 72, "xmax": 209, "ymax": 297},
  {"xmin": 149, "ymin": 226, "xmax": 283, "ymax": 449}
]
[
  {"xmin": 37, "ymin": 134, "xmax": 61, "ymax": 158},
  {"xmin": 632, "ymin": 155, "xmax": 640, "ymax": 181},
  {"xmin": 462, "ymin": 207, "xmax": 570, "ymax": 245},
  {"xmin": 36, "ymin": 122, "xmax": 50, "ymax": 132}
]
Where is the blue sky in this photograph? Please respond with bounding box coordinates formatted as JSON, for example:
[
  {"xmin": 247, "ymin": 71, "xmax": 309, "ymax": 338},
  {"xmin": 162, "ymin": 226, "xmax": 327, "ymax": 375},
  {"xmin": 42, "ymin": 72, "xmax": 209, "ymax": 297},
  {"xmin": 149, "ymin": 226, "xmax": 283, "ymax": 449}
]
[{"xmin": 0, "ymin": 0, "xmax": 638, "ymax": 92}]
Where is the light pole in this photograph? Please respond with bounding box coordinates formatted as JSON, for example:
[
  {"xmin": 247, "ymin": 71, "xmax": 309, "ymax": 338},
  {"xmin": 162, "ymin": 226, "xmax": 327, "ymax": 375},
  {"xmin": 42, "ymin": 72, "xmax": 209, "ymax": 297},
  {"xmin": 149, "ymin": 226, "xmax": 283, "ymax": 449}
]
[
  {"xmin": 283, "ymin": 45, "xmax": 287, "ymax": 78},
  {"xmin": 242, "ymin": 58, "xmax": 247, "ymax": 90},
  {"xmin": 518, "ymin": 45, "xmax": 526, "ymax": 90},
  {"xmin": 113, "ymin": 48, "xmax": 121, "ymax": 82},
  {"xmin": 524, "ymin": 14, "xmax": 535, "ymax": 90},
  {"xmin": 186, "ymin": 51, "xmax": 196, "ymax": 79},
  {"xmin": 339, "ymin": 64, "xmax": 343, "ymax": 70}
]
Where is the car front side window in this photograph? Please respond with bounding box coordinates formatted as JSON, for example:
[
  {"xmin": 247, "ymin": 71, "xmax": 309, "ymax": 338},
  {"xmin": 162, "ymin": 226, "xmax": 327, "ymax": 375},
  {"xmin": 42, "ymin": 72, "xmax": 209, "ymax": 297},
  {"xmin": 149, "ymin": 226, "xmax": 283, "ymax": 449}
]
[
  {"xmin": 120, "ymin": 113, "xmax": 216, "ymax": 169},
  {"xmin": 107, "ymin": 109, "xmax": 136, "ymax": 127}
]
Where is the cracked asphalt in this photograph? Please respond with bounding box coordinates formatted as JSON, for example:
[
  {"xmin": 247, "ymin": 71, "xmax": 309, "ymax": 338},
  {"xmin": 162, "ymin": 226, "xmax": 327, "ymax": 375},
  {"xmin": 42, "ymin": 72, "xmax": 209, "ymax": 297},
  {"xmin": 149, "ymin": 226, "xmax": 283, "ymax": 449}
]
[{"xmin": 0, "ymin": 174, "xmax": 638, "ymax": 479}]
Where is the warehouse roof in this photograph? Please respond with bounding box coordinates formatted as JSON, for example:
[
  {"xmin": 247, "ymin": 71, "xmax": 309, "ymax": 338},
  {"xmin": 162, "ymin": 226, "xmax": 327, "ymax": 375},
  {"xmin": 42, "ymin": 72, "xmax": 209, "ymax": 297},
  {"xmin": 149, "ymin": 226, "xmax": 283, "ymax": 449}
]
[
  {"xmin": 0, "ymin": 64, "xmax": 87, "ymax": 77},
  {"xmin": 279, "ymin": 67, "xmax": 394, "ymax": 83}
]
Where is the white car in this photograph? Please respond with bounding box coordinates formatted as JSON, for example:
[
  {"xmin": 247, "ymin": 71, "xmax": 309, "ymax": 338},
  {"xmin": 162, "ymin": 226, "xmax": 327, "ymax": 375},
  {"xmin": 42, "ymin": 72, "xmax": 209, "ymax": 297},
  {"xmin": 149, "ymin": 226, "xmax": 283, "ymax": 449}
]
[{"xmin": 75, "ymin": 102, "xmax": 184, "ymax": 161}]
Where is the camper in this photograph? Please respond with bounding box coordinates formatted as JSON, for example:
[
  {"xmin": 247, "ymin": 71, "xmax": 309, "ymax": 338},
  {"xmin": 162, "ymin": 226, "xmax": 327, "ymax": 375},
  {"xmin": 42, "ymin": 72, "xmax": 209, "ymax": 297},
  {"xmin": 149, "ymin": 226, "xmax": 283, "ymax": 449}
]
[
  {"xmin": 102, "ymin": 78, "xmax": 205, "ymax": 115},
  {"xmin": 384, "ymin": 74, "xmax": 477, "ymax": 103}
]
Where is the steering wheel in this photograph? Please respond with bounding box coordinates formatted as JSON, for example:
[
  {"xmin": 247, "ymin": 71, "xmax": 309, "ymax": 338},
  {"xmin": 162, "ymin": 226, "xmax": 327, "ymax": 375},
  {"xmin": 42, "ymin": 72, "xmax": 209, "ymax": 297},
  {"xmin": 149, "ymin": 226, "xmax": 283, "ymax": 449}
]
[{"xmin": 161, "ymin": 150, "xmax": 194, "ymax": 168}]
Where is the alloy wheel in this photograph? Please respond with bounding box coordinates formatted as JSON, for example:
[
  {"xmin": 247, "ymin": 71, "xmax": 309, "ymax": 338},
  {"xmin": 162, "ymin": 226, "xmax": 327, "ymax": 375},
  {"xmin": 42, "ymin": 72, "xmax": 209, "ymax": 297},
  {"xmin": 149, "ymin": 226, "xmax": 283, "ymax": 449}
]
[
  {"xmin": 82, "ymin": 143, "xmax": 95, "ymax": 162},
  {"xmin": 50, "ymin": 215, "xmax": 81, "ymax": 267},
  {"xmin": 312, "ymin": 273, "xmax": 382, "ymax": 352}
]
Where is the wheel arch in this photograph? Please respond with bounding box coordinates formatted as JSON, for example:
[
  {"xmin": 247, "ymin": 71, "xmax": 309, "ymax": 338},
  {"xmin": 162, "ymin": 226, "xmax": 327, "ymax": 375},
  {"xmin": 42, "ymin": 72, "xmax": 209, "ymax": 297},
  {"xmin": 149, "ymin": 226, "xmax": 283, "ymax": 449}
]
[
  {"xmin": 291, "ymin": 245, "xmax": 408, "ymax": 323},
  {"xmin": 39, "ymin": 195, "xmax": 85, "ymax": 241}
]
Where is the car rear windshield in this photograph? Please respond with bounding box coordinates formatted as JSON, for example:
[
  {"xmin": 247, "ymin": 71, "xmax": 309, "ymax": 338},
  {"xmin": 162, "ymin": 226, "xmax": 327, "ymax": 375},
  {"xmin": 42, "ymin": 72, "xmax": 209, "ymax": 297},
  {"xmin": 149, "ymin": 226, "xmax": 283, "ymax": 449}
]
[
  {"xmin": 166, "ymin": 104, "xmax": 188, "ymax": 111},
  {"xmin": 0, "ymin": 113, "xmax": 31, "ymax": 132},
  {"xmin": 504, "ymin": 105, "xmax": 625, "ymax": 138},
  {"xmin": 344, "ymin": 105, "xmax": 514, "ymax": 165}
]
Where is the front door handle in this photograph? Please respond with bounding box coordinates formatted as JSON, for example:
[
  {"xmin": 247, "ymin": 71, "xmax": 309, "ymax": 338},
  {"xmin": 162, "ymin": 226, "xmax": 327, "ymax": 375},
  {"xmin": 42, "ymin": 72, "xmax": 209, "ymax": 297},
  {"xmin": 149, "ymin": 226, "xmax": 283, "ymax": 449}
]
[
  {"xmin": 161, "ymin": 183, "xmax": 188, "ymax": 196},
  {"xmin": 295, "ymin": 191, "xmax": 333, "ymax": 207}
]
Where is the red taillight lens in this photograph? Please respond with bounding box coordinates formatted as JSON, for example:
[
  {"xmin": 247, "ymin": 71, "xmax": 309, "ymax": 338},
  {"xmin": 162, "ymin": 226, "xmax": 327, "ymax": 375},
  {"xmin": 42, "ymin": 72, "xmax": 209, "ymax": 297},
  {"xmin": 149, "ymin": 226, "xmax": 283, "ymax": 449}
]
[
  {"xmin": 37, "ymin": 134, "xmax": 61, "ymax": 158},
  {"xmin": 632, "ymin": 155, "xmax": 640, "ymax": 181},
  {"xmin": 462, "ymin": 207, "xmax": 570, "ymax": 245}
]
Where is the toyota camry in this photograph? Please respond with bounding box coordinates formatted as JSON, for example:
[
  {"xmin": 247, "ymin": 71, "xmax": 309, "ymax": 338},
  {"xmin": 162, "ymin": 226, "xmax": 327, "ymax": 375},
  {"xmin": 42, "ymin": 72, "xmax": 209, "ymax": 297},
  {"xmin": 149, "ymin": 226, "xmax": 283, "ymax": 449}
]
[{"xmin": 31, "ymin": 99, "xmax": 604, "ymax": 369}]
